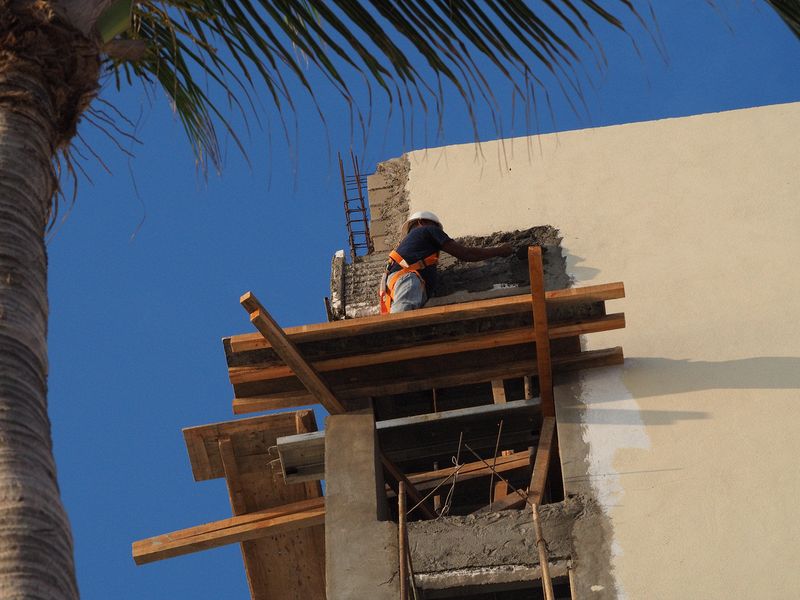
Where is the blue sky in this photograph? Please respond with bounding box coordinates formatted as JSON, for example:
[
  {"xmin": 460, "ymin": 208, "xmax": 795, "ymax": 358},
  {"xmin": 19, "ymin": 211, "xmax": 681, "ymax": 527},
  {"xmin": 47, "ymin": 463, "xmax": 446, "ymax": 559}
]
[{"xmin": 45, "ymin": 3, "xmax": 799, "ymax": 599}]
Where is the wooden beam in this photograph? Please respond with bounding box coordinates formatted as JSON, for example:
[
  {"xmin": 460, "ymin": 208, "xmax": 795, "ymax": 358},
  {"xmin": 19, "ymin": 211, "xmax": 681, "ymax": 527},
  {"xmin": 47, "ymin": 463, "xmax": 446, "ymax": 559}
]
[
  {"xmin": 228, "ymin": 281, "xmax": 625, "ymax": 353},
  {"xmin": 228, "ymin": 313, "xmax": 626, "ymax": 384},
  {"xmin": 529, "ymin": 246, "xmax": 554, "ymax": 417},
  {"xmin": 240, "ymin": 291, "xmax": 346, "ymax": 415},
  {"xmin": 183, "ymin": 410, "xmax": 312, "ymax": 481},
  {"xmin": 491, "ymin": 380, "xmax": 506, "ymax": 404},
  {"xmin": 386, "ymin": 450, "xmax": 530, "ymax": 496},
  {"xmin": 132, "ymin": 498, "xmax": 325, "ymax": 565},
  {"xmin": 528, "ymin": 417, "xmax": 556, "ymax": 505},
  {"xmin": 233, "ymin": 346, "xmax": 624, "ymax": 415}
]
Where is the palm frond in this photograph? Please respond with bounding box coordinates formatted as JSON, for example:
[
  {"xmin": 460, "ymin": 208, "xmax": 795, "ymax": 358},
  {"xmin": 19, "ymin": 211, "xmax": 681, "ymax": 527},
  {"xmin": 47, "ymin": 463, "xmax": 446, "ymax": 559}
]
[
  {"xmin": 106, "ymin": 1, "xmax": 648, "ymax": 173},
  {"xmin": 765, "ymin": 0, "xmax": 800, "ymax": 38}
]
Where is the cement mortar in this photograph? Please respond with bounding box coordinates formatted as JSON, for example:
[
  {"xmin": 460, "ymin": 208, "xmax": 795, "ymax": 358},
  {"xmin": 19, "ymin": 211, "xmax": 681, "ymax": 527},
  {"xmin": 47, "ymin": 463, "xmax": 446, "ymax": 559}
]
[{"xmin": 407, "ymin": 495, "xmax": 600, "ymax": 577}]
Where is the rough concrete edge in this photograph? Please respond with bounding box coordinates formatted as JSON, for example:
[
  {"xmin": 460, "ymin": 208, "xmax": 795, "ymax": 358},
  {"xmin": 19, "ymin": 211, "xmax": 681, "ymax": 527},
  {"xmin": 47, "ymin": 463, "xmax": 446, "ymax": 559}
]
[
  {"xmin": 414, "ymin": 560, "xmax": 569, "ymax": 590},
  {"xmin": 330, "ymin": 250, "xmax": 346, "ymax": 319},
  {"xmin": 370, "ymin": 155, "xmax": 411, "ymax": 252},
  {"xmin": 556, "ymin": 374, "xmax": 619, "ymax": 599}
]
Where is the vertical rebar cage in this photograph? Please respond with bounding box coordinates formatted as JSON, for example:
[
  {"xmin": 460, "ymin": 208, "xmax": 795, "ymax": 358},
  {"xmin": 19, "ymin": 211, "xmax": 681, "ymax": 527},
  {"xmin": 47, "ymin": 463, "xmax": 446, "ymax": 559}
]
[{"xmin": 339, "ymin": 151, "xmax": 374, "ymax": 261}]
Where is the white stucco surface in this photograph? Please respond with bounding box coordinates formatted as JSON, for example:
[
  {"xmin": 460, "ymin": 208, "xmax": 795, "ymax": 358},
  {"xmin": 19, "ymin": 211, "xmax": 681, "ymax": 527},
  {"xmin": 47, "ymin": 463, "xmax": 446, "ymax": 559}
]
[{"xmin": 404, "ymin": 102, "xmax": 800, "ymax": 598}]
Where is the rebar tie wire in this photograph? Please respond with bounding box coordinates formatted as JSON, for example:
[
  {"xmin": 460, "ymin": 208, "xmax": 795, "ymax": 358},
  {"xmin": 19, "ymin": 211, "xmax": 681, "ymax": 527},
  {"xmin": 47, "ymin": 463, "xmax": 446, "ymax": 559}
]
[{"xmin": 406, "ymin": 432, "xmax": 464, "ymax": 518}]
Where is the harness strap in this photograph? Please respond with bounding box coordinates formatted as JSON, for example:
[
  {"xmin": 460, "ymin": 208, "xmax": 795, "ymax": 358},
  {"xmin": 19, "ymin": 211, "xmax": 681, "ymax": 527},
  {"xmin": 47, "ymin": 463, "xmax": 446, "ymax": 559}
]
[{"xmin": 379, "ymin": 250, "xmax": 439, "ymax": 313}]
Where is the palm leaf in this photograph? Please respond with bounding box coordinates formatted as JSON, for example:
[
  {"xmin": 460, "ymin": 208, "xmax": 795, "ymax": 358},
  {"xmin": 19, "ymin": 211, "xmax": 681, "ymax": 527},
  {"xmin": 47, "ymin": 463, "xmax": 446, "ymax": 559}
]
[
  {"xmin": 106, "ymin": 1, "xmax": 647, "ymax": 172},
  {"xmin": 765, "ymin": 0, "xmax": 800, "ymax": 38}
]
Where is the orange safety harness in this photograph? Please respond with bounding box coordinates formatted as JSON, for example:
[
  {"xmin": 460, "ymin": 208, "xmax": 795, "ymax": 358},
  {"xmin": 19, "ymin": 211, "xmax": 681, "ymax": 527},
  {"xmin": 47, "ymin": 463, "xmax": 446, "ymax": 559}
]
[{"xmin": 379, "ymin": 249, "xmax": 439, "ymax": 314}]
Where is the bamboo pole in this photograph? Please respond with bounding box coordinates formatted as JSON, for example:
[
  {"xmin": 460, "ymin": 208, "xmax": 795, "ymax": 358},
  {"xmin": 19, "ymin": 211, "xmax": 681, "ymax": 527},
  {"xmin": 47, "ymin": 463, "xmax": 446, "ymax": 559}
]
[
  {"xmin": 531, "ymin": 503, "xmax": 555, "ymax": 600},
  {"xmin": 399, "ymin": 481, "xmax": 407, "ymax": 600}
]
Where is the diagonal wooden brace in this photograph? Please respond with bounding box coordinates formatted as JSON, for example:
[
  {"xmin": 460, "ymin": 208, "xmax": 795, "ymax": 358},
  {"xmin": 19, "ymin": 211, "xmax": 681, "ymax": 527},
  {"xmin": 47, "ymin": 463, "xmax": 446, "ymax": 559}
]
[{"xmin": 241, "ymin": 291, "xmax": 346, "ymax": 415}]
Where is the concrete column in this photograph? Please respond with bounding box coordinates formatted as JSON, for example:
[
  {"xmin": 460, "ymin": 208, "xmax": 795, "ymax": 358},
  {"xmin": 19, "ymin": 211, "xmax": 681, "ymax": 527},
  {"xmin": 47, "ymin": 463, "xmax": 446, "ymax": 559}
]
[{"xmin": 325, "ymin": 411, "xmax": 400, "ymax": 599}]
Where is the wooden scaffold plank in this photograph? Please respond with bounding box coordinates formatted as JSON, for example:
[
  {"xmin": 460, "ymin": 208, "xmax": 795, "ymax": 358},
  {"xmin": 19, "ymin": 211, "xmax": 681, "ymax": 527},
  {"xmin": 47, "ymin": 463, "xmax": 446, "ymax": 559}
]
[
  {"xmin": 227, "ymin": 281, "xmax": 626, "ymax": 353},
  {"xmin": 132, "ymin": 497, "xmax": 325, "ymax": 565},
  {"xmin": 233, "ymin": 346, "xmax": 624, "ymax": 415},
  {"xmin": 228, "ymin": 313, "xmax": 626, "ymax": 385}
]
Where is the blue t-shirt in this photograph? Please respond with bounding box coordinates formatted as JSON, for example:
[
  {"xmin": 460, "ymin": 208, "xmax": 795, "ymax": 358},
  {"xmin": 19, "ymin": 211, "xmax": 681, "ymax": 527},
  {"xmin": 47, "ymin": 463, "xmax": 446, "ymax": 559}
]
[{"xmin": 389, "ymin": 225, "xmax": 452, "ymax": 292}]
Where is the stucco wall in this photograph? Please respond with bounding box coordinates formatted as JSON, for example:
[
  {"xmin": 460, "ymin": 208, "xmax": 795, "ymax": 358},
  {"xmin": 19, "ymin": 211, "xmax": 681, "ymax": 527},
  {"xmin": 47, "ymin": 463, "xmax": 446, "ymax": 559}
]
[{"xmin": 402, "ymin": 102, "xmax": 800, "ymax": 598}]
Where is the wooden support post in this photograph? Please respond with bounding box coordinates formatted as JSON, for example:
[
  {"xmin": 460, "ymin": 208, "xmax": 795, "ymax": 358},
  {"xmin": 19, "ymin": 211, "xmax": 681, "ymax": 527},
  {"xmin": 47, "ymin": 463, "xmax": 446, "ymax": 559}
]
[
  {"xmin": 532, "ymin": 503, "xmax": 555, "ymax": 600},
  {"xmin": 528, "ymin": 417, "xmax": 556, "ymax": 505},
  {"xmin": 491, "ymin": 379, "xmax": 507, "ymax": 403},
  {"xmin": 381, "ymin": 454, "xmax": 436, "ymax": 520},
  {"xmin": 240, "ymin": 291, "xmax": 346, "ymax": 415},
  {"xmin": 528, "ymin": 246, "xmax": 554, "ymax": 416},
  {"xmin": 218, "ymin": 436, "xmax": 248, "ymax": 515},
  {"xmin": 398, "ymin": 481, "xmax": 407, "ymax": 600}
]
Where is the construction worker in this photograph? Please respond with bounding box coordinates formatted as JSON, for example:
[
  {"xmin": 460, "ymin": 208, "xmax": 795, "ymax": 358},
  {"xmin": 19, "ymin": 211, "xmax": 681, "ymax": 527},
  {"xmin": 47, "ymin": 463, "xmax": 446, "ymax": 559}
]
[{"xmin": 380, "ymin": 211, "xmax": 514, "ymax": 313}]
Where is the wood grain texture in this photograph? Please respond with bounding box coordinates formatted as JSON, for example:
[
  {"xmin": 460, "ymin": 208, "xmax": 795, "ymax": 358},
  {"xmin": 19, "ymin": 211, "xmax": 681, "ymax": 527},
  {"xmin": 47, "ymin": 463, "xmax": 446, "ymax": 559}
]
[
  {"xmin": 241, "ymin": 292, "xmax": 346, "ymax": 415},
  {"xmin": 132, "ymin": 498, "xmax": 325, "ymax": 565},
  {"xmin": 227, "ymin": 314, "xmax": 625, "ymax": 389},
  {"xmin": 179, "ymin": 410, "xmax": 326, "ymax": 600},
  {"xmin": 233, "ymin": 347, "xmax": 624, "ymax": 415},
  {"xmin": 227, "ymin": 282, "xmax": 625, "ymax": 353},
  {"xmin": 529, "ymin": 417, "xmax": 556, "ymax": 505},
  {"xmin": 529, "ymin": 246, "xmax": 554, "ymax": 417}
]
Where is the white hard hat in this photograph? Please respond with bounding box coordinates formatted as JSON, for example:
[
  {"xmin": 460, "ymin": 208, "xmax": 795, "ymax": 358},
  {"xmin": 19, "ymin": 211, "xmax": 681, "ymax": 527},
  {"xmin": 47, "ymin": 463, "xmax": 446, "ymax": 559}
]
[{"xmin": 402, "ymin": 210, "xmax": 442, "ymax": 234}]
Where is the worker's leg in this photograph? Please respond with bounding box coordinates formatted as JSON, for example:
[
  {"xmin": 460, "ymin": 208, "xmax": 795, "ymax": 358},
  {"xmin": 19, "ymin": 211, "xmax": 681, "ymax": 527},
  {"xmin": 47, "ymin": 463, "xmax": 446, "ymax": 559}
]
[{"xmin": 390, "ymin": 273, "xmax": 427, "ymax": 312}]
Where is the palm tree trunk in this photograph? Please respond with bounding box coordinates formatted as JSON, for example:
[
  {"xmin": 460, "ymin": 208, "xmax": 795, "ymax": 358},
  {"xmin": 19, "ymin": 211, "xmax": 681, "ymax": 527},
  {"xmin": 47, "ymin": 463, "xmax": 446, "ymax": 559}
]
[
  {"xmin": 0, "ymin": 2, "xmax": 100, "ymax": 597},
  {"xmin": 0, "ymin": 67, "xmax": 79, "ymax": 599}
]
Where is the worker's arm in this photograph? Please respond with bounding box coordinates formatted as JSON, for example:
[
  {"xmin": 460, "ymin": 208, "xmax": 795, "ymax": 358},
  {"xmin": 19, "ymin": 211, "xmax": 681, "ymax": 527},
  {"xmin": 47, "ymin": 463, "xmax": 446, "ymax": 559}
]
[{"xmin": 441, "ymin": 239, "xmax": 514, "ymax": 262}]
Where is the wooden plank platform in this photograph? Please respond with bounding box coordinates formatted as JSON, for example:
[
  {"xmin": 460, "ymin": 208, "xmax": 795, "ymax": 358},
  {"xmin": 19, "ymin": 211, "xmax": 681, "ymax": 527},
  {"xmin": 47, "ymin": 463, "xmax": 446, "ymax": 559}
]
[
  {"xmin": 227, "ymin": 282, "xmax": 625, "ymax": 353},
  {"xmin": 223, "ymin": 281, "xmax": 625, "ymax": 415},
  {"xmin": 233, "ymin": 346, "xmax": 624, "ymax": 415}
]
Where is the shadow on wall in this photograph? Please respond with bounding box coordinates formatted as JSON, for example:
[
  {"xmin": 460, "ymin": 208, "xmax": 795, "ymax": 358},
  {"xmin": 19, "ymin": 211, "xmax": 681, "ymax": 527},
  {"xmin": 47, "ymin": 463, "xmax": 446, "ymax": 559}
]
[
  {"xmin": 563, "ymin": 250, "xmax": 601, "ymax": 282},
  {"xmin": 559, "ymin": 356, "xmax": 800, "ymax": 426},
  {"xmin": 623, "ymin": 356, "xmax": 800, "ymax": 397},
  {"xmin": 558, "ymin": 407, "xmax": 708, "ymax": 426}
]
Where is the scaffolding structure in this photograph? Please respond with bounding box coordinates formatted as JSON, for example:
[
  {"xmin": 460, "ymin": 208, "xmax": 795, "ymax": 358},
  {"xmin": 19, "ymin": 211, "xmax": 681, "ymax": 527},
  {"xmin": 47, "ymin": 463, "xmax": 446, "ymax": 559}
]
[{"xmin": 133, "ymin": 247, "xmax": 626, "ymax": 599}]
